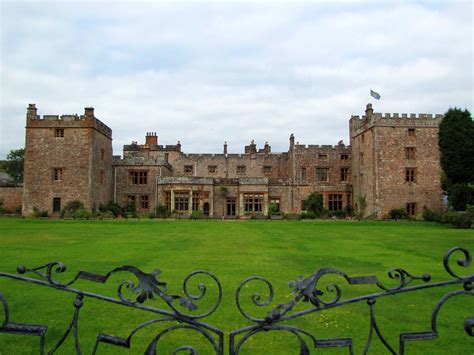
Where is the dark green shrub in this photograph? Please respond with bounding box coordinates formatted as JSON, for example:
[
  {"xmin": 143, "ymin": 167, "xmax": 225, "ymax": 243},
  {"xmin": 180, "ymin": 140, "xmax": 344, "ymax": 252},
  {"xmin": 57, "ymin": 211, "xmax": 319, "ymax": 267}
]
[
  {"xmin": 155, "ymin": 205, "xmax": 171, "ymax": 218},
  {"xmin": 300, "ymin": 211, "xmax": 316, "ymax": 219},
  {"xmin": 302, "ymin": 193, "xmax": 323, "ymax": 213},
  {"xmin": 345, "ymin": 204, "xmax": 354, "ymax": 217},
  {"xmin": 101, "ymin": 201, "xmax": 124, "ymax": 217},
  {"xmin": 124, "ymin": 202, "xmax": 137, "ymax": 218},
  {"xmin": 440, "ymin": 211, "xmax": 472, "ymax": 228},
  {"xmin": 73, "ymin": 208, "xmax": 90, "ymax": 219},
  {"xmin": 14, "ymin": 206, "xmax": 22, "ymax": 215},
  {"xmin": 61, "ymin": 200, "xmax": 85, "ymax": 218},
  {"xmin": 333, "ymin": 210, "xmax": 347, "ymax": 219},
  {"xmin": 191, "ymin": 210, "xmax": 204, "ymax": 219},
  {"xmin": 388, "ymin": 208, "xmax": 409, "ymax": 220},
  {"xmin": 32, "ymin": 207, "xmax": 48, "ymax": 218},
  {"xmin": 268, "ymin": 203, "xmax": 281, "ymax": 216},
  {"xmin": 422, "ymin": 209, "xmax": 442, "ymax": 222}
]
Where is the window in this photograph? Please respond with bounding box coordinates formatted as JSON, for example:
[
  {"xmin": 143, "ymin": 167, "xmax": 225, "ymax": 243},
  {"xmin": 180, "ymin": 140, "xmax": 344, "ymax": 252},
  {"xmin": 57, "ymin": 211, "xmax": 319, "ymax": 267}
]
[
  {"xmin": 329, "ymin": 194, "xmax": 343, "ymax": 211},
  {"xmin": 408, "ymin": 128, "xmax": 416, "ymax": 137},
  {"xmin": 316, "ymin": 168, "xmax": 329, "ymax": 182},
  {"xmin": 300, "ymin": 167, "xmax": 307, "ymax": 181},
  {"xmin": 192, "ymin": 191, "xmax": 200, "ymax": 211},
  {"xmin": 263, "ymin": 166, "xmax": 272, "ymax": 175},
  {"xmin": 226, "ymin": 198, "xmax": 236, "ymax": 216},
  {"xmin": 130, "ymin": 171, "xmax": 147, "ymax": 185},
  {"xmin": 406, "ymin": 202, "xmax": 416, "ymax": 216},
  {"xmin": 208, "ymin": 165, "xmax": 217, "ymax": 174},
  {"xmin": 405, "ymin": 147, "xmax": 416, "ymax": 160},
  {"xmin": 184, "ymin": 165, "xmax": 193, "ymax": 173},
  {"xmin": 127, "ymin": 195, "xmax": 136, "ymax": 205},
  {"xmin": 175, "ymin": 191, "xmax": 189, "ymax": 211},
  {"xmin": 405, "ymin": 168, "xmax": 416, "ymax": 182},
  {"xmin": 165, "ymin": 191, "xmax": 171, "ymax": 211},
  {"xmin": 360, "ymin": 152, "xmax": 364, "ymax": 166},
  {"xmin": 243, "ymin": 193, "xmax": 263, "ymax": 213},
  {"xmin": 55, "ymin": 129, "xmax": 64, "ymax": 138},
  {"xmin": 53, "ymin": 168, "xmax": 63, "ymax": 181},
  {"xmin": 270, "ymin": 197, "xmax": 280, "ymax": 212},
  {"xmin": 341, "ymin": 154, "xmax": 349, "ymax": 161},
  {"xmin": 236, "ymin": 165, "xmax": 246, "ymax": 175},
  {"xmin": 100, "ymin": 170, "xmax": 105, "ymax": 184},
  {"xmin": 318, "ymin": 154, "xmax": 328, "ymax": 160},
  {"xmin": 141, "ymin": 195, "xmax": 149, "ymax": 210},
  {"xmin": 341, "ymin": 168, "xmax": 349, "ymax": 182},
  {"xmin": 101, "ymin": 148, "xmax": 105, "ymax": 161},
  {"xmin": 361, "ymin": 134, "xmax": 365, "ymax": 144}
]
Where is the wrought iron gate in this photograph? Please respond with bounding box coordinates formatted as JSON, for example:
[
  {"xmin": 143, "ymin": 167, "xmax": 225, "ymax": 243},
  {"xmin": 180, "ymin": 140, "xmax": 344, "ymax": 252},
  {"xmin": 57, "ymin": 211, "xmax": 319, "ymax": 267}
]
[{"xmin": 0, "ymin": 247, "xmax": 472, "ymax": 354}]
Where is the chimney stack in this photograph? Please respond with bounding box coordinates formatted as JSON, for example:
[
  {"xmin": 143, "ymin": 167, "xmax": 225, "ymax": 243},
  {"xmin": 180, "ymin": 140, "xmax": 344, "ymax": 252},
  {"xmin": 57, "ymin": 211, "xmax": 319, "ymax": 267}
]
[
  {"xmin": 84, "ymin": 107, "xmax": 94, "ymax": 119},
  {"xmin": 264, "ymin": 141, "xmax": 271, "ymax": 154},
  {"xmin": 289, "ymin": 133, "xmax": 295, "ymax": 147},
  {"xmin": 145, "ymin": 132, "xmax": 158, "ymax": 146},
  {"xmin": 223, "ymin": 141, "xmax": 228, "ymax": 155},
  {"xmin": 365, "ymin": 103, "xmax": 373, "ymax": 118},
  {"xmin": 27, "ymin": 103, "xmax": 38, "ymax": 120}
]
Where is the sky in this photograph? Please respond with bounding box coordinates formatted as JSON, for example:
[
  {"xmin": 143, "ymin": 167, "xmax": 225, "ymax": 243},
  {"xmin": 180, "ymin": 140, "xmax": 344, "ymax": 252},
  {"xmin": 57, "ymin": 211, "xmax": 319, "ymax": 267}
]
[{"xmin": 1, "ymin": 0, "xmax": 472, "ymax": 158}]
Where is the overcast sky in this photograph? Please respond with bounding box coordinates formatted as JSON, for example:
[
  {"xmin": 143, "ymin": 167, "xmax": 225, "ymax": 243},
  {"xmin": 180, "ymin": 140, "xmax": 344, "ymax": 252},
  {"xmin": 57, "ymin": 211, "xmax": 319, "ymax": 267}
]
[{"xmin": 1, "ymin": 0, "xmax": 472, "ymax": 158}]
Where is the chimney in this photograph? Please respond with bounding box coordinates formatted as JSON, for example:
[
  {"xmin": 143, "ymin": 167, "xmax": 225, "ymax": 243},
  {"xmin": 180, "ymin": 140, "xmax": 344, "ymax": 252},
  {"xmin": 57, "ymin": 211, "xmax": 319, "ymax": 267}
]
[
  {"xmin": 84, "ymin": 107, "xmax": 94, "ymax": 118},
  {"xmin": 177, "ymin": 141, "xmax": 181, "ymax": 152},
  {"xmin": 249, "ymin": 139, "xmax": 257, "ymax": 154},
  {"xmin": 27, "ymin": 103, "xmax": 38, "ymax": 120},
  {"xmin": 289, "ymin": 133, "xmax": 295, "ymax": 147},
  {"xmin": 365, "ymin": 103, "xmax": 373, "ymax": 118},
  {"xmin": 264, "ymin": 141, "xmax": 271, "ymax": 154},
  {"xmin": 223, "ymin": 141, "xmax": 228, "ymax": 155},
  {"xmin": 146, "ymin": 132, "xmax": 158, "ymax": 146}
]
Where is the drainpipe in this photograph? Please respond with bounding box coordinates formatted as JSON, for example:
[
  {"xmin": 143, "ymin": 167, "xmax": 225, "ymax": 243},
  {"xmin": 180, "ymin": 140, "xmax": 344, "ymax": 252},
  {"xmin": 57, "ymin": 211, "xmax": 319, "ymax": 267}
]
[
  {"xmin": 113, "ymin": 167, "xmax": 117, "ymax": 203},
  {"xmin": 155, "ymin": 167, "xmax": 162, "ymax": 217}
]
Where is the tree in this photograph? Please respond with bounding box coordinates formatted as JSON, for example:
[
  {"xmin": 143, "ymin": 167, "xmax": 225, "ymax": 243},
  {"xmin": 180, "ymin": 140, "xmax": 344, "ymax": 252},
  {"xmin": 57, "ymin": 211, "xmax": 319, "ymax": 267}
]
[
  {"xmin": 302, "ymin": 193, "xmax": 323, "ymax": 213},
  {"xmin": 3, "ymin": 148, "xmax": 24, "ymax": 183},
  {"xmin": 438, "ymin": 108, "xmax": 474, "ymax": 210}
]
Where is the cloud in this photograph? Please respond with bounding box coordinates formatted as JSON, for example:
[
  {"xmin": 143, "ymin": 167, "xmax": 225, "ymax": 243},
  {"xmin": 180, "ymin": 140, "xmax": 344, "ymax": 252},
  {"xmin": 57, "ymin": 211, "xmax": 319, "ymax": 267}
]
[{"xmin": 1, "ymin": 1, "xmax": 472, "ymax": 158}]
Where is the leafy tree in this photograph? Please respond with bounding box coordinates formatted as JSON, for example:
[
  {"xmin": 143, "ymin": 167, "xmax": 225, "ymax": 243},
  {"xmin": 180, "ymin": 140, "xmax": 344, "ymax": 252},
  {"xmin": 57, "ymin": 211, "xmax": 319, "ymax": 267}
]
[
  {"xmin": 438, "ymin": 108, "xmax": 474, "ymax": 210},
  {"xmin": 3, "ymin": 148, "xmax": 24, "ymax": 182},
  {"xmin": 302, "ymin": 193, "xmax": 323, "ymax": 213}
]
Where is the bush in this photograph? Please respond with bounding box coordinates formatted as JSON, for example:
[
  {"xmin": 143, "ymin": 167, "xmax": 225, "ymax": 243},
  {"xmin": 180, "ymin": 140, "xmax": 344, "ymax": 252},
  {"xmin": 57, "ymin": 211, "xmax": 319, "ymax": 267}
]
[
  {"xmin": 268, "ymin": 203, "xmax": 281, "ymax": 216},
  {"xmin": 466, "ymin": 204, "xmax": 474, "ymax": 218},
  {"xmin": 14, "ymin": 206, "xmax": 22, "ymax": 215},
  {"xmin": 440, "ymin": 211, "xmax": 472, "ymax": 229},
  {"xmin": 0, "ymin": 206, "xmax": 7, "ymax": 216},
  {"xmin": 300, "ymin": 211, "xmax": 316, "ymax": 219},
  {"xmin": 448, "ymin": 183, "xmax": 474, "ymax": 211},
  {"xmin": 93, "ymin": 210, "xmax": 115, "ymax": 219},
  {"xmin": 333, "ymin": 210, "xmax": 347, "ymax": 219},
  {"xmin": 191, "ymin": 210, "xmax": 204, "ymax": 219},
  {"xmin": 302, "ymin": 193, "xmax": 323, "ymax": 213},
  {"xmin": 101, "ymin": 202, "xmax": 124, "ymax": 217},
  {"xmin": 388, "ymin": 208, "xmax": 409, "ymax": 220},
  {"xmin": 32, "ymin": 207, "xmax": 48, "ymax": 218},
  {"xmin": 422, "ymin": 209, "xmax": 442, "ymax": 222},
  {"xmin": 61, "ymin": 200, "xmax": 84, "ymax": 218},
  {"xmin": 73, "ymin": 208, "xmax": 90, "ymax": 219},
  {"xmin": 155, "ymin": 204, "xmax": 171, "ymax": 218}
]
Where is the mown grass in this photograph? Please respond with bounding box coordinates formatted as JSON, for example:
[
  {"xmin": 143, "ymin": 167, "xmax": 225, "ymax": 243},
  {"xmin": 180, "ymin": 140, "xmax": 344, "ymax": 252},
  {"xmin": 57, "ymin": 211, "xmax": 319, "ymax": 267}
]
[{"xmin": 0, "ymin": 218, "xmax": 472, "ymax": 354}]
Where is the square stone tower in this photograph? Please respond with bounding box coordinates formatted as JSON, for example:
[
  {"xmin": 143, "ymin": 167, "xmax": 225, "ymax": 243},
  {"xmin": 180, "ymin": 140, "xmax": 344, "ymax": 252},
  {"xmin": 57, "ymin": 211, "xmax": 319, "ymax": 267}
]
[
  {"xmin": 350, "ymin": 104, "xmax": 445, "ymax": 218},
  {"xmin": 22, "ymin": 104, "xmax": 113, "ymax": 216}
]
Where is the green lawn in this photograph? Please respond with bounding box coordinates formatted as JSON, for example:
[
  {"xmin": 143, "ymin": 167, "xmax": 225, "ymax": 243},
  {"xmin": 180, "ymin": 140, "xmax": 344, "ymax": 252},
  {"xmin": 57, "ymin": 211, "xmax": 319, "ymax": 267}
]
[{"xmin": 0, "ymin": 218, "xmax": 472, "ymax": 354}]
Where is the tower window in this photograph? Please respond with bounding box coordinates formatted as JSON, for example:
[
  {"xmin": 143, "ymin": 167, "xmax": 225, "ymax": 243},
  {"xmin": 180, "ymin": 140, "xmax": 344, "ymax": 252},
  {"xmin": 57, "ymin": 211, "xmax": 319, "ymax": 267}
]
[
  {"xmin": 184, "ymin": 165, "xmax": 193, "ymax": 173},
  {"xmin": 55, "ymin": 129, "xmax": 64, "ymax": 138},
  {"xmin": 208, "ymin": 165, "xmax": 217, "ymax": 174},
  {"xmin": 341, "ymin": 168, "xmax": 349, "ymax": 182},
  {"xmin": 405, "ymin": 147, "xmax": 416, "ymax": 160},
  {"xmin": 405, "ymin": 168, "xmax": 416, "ymax": 183},
  {"xmin": 236, "ymin": 165, "xmax": 246, "ymax": 175},
  {"xmin": 406, "ymin": 202, "xmax": 416, "ymax": 216},
  {"xmin": 53, "ymin": 168, "xmax": 63, "ymax": 181},
  {"xmin": 341, "ymin": 154, "xmax": 349, "ymax": 160},
  {"xmin": 408, "ymin": 128, "xmax": 416, "ymax": 137}
]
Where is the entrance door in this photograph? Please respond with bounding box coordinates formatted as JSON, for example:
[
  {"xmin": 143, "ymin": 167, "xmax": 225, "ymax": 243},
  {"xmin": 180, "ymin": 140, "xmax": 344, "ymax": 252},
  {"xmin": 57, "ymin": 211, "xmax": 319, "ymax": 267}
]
[
  {"xmin": 203, "ymin": 202, "xmax": 210, "ymax": 216},
  {"xmin": 227, "ymin": 198, "xmax": 236, "ymax": 216},
  {"xmin": 53, "ymin": 198, "xmax": 61, "ymax": 213}
]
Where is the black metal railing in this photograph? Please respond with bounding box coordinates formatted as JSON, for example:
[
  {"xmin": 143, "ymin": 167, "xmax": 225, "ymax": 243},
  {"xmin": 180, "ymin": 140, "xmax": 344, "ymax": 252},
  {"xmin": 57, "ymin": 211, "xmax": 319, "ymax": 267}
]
[{"xmin": 0, "ymin": 247, "xmax": 472, "ymax": 354}]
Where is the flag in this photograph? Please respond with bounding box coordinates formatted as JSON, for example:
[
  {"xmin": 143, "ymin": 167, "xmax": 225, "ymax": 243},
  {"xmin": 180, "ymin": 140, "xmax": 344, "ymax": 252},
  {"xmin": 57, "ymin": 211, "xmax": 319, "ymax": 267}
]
[{"xmin": 370, "ymin": 89, "xmax": 381, "ymax": 100}]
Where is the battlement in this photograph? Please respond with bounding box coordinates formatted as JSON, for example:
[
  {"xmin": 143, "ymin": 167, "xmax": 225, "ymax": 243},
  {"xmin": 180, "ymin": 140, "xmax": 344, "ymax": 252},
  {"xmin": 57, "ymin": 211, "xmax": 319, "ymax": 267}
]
[
  {"xmin": 25, "ymin": 104, "xmax": 112, "ymax": 139},
  {"xmin": 351, "ymin": 113, "xmax": 443, "ymax": 120},
  {"xmin": 294, "ymin": 143, "xmax": 351, "ymax": 151}
]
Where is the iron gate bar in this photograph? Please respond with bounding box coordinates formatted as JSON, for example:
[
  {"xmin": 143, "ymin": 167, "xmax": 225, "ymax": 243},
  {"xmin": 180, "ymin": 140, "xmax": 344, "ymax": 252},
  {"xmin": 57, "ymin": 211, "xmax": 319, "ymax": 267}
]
[{"xmin": 0, "ymin": 246, "xmax": 472, "ymax": 354}]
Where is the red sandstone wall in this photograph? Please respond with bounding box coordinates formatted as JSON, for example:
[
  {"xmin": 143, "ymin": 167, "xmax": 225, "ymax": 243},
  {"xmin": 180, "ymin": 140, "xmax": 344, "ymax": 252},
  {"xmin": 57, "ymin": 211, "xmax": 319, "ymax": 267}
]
[{"xmin": 0, "ymin": 186, "xmax": 23, "ymax": 212}]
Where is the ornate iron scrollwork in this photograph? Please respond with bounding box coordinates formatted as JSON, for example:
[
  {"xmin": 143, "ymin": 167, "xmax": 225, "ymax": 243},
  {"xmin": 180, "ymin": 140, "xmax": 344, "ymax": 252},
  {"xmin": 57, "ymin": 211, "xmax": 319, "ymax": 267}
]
[{"xmin": 0, "ymin": 247, "xmax": 472, "ymax": 354}]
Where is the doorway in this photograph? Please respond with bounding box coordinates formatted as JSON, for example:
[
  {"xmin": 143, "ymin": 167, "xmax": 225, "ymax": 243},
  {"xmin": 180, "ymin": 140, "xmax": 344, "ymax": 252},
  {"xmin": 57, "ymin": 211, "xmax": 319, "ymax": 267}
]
[
  {"xmin": 203, "ymin": 202, "xmax": 210, "ymax": 216},
  {"xmin": 53, "ymin": 198, "xmax": 61, "ymax": 213}
]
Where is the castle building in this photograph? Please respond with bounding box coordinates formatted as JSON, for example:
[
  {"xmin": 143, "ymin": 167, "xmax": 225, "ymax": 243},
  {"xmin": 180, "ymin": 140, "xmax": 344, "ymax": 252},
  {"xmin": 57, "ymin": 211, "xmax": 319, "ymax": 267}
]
[{"xmin": 19, "ymin": 103, "xmax": 445, "ymax": 218}]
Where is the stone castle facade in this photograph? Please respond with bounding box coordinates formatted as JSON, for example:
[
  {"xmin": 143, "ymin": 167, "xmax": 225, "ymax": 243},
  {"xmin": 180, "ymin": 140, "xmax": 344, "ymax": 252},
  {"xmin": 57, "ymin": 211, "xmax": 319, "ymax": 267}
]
[{"xmin": 21, "ymin": 103, "xmax": 445, "ymax": 218}]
